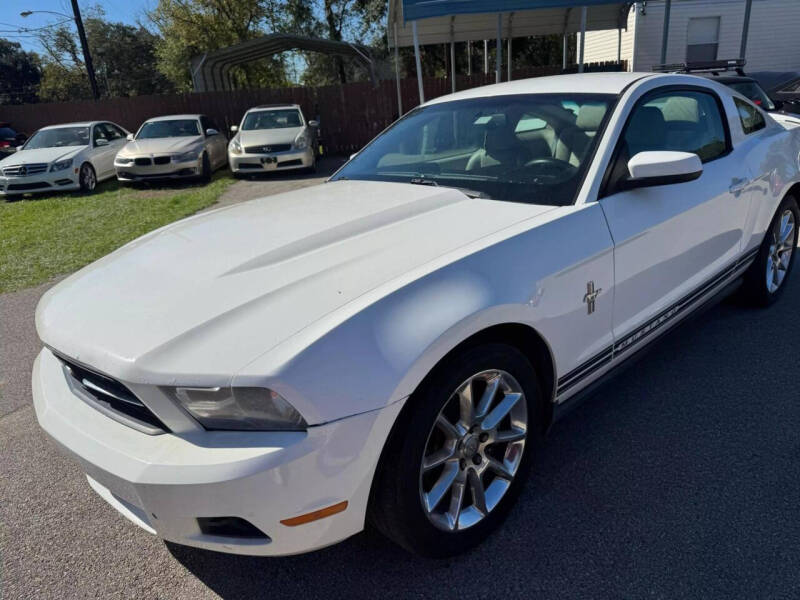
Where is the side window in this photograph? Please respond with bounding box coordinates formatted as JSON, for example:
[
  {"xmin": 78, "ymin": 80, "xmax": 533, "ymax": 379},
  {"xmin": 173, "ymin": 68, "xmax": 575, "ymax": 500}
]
[
  {"xmin": 734, "ymin": 98, "xmax": 766, "ymax": 135},
  {"xmin": 100, "ymin": 123, "xmax": 122, "ymax": 140},
  {"xmin": 606, "ymin": 89, "xmax": 729, "ymax": 194},
  {"xmin": 623, "ymin": 90, "xmax": 727, "ymax": 161},
  {"xmin": 92, "ymin": 124, "xmax": 108, "ymax": 146}
]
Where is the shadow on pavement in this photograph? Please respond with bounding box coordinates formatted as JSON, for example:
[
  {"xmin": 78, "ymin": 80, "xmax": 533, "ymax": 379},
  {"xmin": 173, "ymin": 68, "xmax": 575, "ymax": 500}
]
[{"xmin": 168, "ymin": 272, "xmax": 800, "ymax": 600}]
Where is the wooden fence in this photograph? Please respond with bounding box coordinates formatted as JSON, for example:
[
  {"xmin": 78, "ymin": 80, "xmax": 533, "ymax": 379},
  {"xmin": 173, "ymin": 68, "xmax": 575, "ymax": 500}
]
[{"xmin": 1, "ymin": 61, "xmax": 625, "ymax": 155}]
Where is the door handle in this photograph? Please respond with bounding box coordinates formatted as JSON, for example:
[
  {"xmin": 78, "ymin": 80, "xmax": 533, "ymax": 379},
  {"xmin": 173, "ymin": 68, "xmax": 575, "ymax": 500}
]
[{"xmin": 729, "ymin": 177, "xmax": 750, "ymax": 194}]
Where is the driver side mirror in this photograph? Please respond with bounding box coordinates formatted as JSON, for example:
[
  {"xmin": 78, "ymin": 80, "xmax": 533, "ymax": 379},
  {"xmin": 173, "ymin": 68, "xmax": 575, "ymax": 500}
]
[
  {"xmin": 126, "ymin": 133, "xmax": 134, "ymax": 141},
  {"xmin": 206, "ymin": 128, "xmax": 219, "ymax": 137},
  {"xmin": 308, "ymin": 120, "xmax": 319, "ymax": 127},
  {"xmin": 621, "ymin": 151, "xmax": 702, "ymax": 191},
  {"xmin": 230, "ymin": 125, "xmax": 238, "ymax": 133}
]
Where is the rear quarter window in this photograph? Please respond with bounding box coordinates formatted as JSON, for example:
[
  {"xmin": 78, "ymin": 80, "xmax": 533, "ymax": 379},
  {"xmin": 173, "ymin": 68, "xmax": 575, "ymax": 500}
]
[{"xmin": 734, "ymin": 98, "xmax": 766, "ymax": 135}]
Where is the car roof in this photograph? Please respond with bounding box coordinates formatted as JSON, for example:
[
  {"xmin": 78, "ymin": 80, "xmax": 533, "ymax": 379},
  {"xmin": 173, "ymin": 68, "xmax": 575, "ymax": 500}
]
[
  {"xmin": 425, "ymin": 72, "xmax": 653, "ymax": 105},
  {"xmin": 144, "ymin": 114, "xmax": 202, "ymax": 122},
  {"xmin": 248, "ymin": 104, "xmax": 301, "ymax": 111},
  {"xmin": 39, "ymin": 121, "xmax": 99, "ymax": 129},
  {"xmin": 696, "ymin": 73, "xmax": 754, "ymax": 84}
]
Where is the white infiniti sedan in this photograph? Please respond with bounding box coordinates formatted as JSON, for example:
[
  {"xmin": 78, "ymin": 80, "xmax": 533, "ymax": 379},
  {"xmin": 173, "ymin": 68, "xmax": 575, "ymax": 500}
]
[
  {"xmin": 33, "ymin": 73, "xmax": 799, "ymax": 558},
  {"xmin": 0, "ymin": 121, "xmax": 128, "ymax": 197}
]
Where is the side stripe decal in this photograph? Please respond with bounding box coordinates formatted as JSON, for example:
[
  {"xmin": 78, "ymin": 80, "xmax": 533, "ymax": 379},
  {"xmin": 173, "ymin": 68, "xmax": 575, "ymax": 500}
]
[{"xmin": 556, "ymin": 247, "xmax": 759, "ymax": 395}]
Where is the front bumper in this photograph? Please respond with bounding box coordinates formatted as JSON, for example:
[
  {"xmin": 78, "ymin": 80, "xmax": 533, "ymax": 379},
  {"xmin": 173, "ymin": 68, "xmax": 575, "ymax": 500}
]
[
  {"xmin": 0, "ymin": 169, "xmax": 79, "ymax": 196},
  {"xmin": 115, "ymin": 157, "xmax": 201, "ymax": 182},
  {"xmin": 32, "ymin": 348, "xmax": 404, "ymax": 556},
  {"xmin": 229, "ymin": 148, "xmax": 313, "ymax": 173}
]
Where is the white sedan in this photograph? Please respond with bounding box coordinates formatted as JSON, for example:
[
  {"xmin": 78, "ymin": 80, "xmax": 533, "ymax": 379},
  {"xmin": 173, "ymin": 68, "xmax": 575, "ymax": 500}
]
[
  {"xmin": 33, "ymin": 72, "xmax": 799, "ymax": 558},
  {"xmin": 0, "ymin": 121, "xmax": 128, "ymax": 197},
  {"xmin": 228, "ymin": 104, "xmax": 318, "ymax": 175}
]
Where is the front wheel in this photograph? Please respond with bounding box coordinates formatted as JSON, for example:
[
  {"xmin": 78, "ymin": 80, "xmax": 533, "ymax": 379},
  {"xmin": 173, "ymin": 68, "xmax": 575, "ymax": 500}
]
[
  {"xmin": 198, "ymin": 153, "xmax": 211, "ymax": 183},
  {"xmin": 78, "ymin": 163, "xmax": 97, "ymax": 193},
  {"xmin": 740, "ymin": 195, "xmax": 798, "ymax": 306},
  {"xmin": 369, "ymin": 343, "xmax": 540, "ymax": 557}
]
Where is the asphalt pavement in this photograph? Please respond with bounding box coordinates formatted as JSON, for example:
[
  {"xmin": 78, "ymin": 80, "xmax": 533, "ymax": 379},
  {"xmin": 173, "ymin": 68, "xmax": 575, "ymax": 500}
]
[{"xmin": 1, "ymin": 179, "xmax": 799, "ymax": 598}]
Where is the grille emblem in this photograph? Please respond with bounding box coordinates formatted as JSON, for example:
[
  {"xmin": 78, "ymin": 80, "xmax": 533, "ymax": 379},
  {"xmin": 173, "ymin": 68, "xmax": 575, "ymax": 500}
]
[{"xmin": 18, "ymin": 165, "xmax": 27, "ymax": 176}]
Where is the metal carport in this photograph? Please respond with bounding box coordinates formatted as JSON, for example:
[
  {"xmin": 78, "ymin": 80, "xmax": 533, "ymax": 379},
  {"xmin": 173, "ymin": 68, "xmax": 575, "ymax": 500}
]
[
  {"xmin": 190, "ymin": 34, "xmax": 377, "ymax": 92},
  {"xmin": 388, "ymin": 0, "xmax": 632, "ymax": 108}
]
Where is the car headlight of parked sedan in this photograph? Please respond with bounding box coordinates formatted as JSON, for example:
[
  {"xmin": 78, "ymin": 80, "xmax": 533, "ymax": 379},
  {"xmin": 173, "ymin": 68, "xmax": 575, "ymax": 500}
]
[
  {"xmin": 230, "ymin": 138, "xmax": 242, "ymax": 154},
  {"xmin": 294, "ymin": 135, "xmax": 308, "ymax": 150},
  {"xmin": 50, "ymin": 158, "xmax": 73, "ymax": 172},
  {"xmin": 173, "ymin": 149, "xmax": 201, "ymax": 163},
  {"xmin": 166, "ymin": 386, "xmax": 307, "ymax": 431},
  {"xmin": 115, "ymin": 156, "xmax": 134, "ymax": 165}
]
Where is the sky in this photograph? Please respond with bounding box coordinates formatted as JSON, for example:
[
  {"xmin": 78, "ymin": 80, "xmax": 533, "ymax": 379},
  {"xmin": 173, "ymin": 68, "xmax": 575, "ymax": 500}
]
[{"xmin": 3, "ymin": 0, "xmax": 152, "ymax": 54}]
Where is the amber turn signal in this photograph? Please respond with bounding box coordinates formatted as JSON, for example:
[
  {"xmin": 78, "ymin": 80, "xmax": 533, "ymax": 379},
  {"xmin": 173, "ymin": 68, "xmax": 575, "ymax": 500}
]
[{"xmin": 280, "ymin": 501, "xmax": 348, "ymax": 526}]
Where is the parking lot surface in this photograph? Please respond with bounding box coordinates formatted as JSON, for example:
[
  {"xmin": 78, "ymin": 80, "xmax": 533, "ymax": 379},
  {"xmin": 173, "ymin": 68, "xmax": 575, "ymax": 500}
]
[{"xmin": 1, "ymin": 170, "xmax": 799, "ymax": 597}]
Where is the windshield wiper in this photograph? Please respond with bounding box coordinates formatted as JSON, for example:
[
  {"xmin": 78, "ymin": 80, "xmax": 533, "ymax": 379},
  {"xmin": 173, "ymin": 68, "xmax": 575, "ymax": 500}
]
[{"xmin": 408, "ymin": 177, "xmax": 489, "ymax": 200}]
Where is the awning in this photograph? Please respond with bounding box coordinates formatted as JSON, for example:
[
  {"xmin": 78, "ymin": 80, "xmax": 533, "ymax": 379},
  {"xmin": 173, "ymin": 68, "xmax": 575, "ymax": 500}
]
[{"xmin": 389, "ymin": 0, "xmax": 631, "ymax": 47}]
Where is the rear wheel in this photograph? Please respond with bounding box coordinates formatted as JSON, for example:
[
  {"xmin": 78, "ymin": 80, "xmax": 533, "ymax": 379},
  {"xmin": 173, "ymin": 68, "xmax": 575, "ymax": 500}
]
[
  {"xmin": 199, "ymin": 153, "xmax": 211, "ymax": 183},
  {"xmin": 370, "ymin": 343, "xmax": 540, "ymax": 557},
  {"xmin": 78, "ymin": 163, "xmax": 97, "ymax": 193},
  {"xmin": 741, "ymin": 195, "xmax": 798, "ymax": 306}
]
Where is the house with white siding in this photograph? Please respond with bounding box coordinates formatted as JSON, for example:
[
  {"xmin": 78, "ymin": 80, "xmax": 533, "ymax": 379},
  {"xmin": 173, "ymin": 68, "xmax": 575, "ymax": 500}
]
[{"xmin": 581, "ymin": 0, "xmax": 800, "ymax": 73}]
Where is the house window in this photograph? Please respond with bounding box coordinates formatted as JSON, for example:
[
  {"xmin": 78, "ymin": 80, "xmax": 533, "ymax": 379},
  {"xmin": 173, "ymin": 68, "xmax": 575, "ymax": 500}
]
[{"xmin": 686, "ymin": 17, "xmax": 720, "ymax": 62}]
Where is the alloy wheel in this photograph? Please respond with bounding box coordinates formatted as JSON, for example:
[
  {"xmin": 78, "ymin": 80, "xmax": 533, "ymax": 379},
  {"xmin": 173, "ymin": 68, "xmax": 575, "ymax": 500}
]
[
  {"xmin": 767, "ymin": 209, "xmax": 795, "ymax": 293},
  {"xmin": 419, "ymin": 369, "xmax": 528, "ymax": 532},
  {"xmin": 81, "ymin": 165, "xmax": 96, "ymax": 191}
]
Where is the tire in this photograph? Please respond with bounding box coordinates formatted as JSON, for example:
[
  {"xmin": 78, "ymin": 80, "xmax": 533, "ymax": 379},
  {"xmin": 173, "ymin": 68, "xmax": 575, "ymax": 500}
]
[
  {"xmin": 740, "ymin": 195, "xmax": 798, "ymax": 307},
  {"xmin": 369, "ymin": 343, "xmax": 541, "ymax": 557},
  {"xmin": 78, "ymin": 163, "xmax": 97, "ymax": 193},
  {"xmin": 199, "ymin": 153, "xmax": 211, "ymax": 183}
]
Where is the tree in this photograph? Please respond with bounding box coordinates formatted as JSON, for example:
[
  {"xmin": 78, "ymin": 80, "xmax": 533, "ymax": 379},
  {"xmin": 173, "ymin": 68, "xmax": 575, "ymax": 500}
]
[
  {"xmin": 37, "ymin": 10, "xmax": 175, "ymax": 101},
  {"xmin": 148, "ymin": 0, "xmax": 290, "ymax": 90},
  {"xmin": 0, "ymin": 39, "xmax": 41, "ymax": 105},
  {"xmin": 284, "ymin": 0, "xmax": 387, "ymax": 85}
]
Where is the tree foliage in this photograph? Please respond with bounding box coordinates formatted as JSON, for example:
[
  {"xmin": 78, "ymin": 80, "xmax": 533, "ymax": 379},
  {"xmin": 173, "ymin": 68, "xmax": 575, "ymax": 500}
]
[
  {"xmin": 0, "ymin": 39, "xmax": 41, "ymax": 105},
  {"xmin": 148, "ymin": 0, "xmax": 290, "ymax": 90},
  {"xmin": 37, "ymin": 10, "xmax": 174, "ymax": 102}
]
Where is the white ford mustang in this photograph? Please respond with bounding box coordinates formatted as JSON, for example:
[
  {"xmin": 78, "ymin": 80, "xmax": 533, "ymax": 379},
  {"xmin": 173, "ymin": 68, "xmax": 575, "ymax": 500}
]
[{"xmin": 33, "ymin": 73, "xmax": 799, "ymax": 558}]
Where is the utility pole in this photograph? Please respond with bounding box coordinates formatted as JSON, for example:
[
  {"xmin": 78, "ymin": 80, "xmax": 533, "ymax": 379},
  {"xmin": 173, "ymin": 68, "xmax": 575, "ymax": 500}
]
[{"xmin": 70, "ymin": 0, "xmax": 99, "ymax": 99}]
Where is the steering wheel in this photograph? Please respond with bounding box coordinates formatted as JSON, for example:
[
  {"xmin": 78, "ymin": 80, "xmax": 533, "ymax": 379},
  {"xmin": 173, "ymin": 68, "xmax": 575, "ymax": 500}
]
[{"xmin": 506, "ymin": 157, "xmax": 578, "ymax": 184}]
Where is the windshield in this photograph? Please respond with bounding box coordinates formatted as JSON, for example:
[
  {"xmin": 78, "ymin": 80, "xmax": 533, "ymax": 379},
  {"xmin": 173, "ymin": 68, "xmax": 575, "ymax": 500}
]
[
  {"xmin": 242, "ymin": 109, "xmax": 303, "ymax": 130},
  {"xmin": 331, "ymin": 94, "xmax": 615, "ymax": 205},
  {"xmin": 136, "ymin": 119, "xmax": 201, "ymax": 139},
  {"xmin": 24, "ymin": 126, "xmax": 89, "ymax": 149},
  {"xmin": 729, "ymin": 81, "xmax": 776, "ymax": 110}
]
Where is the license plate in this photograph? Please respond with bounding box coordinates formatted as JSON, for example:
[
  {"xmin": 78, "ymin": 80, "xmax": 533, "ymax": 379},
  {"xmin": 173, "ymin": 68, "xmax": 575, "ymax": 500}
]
[{"xmin": 260, "ymin": 156, "xmax": 277, "ymax": 169}]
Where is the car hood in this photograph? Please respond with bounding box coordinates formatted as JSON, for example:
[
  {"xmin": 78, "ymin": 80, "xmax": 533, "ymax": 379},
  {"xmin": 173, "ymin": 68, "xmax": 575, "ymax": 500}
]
[
  {"xmin": 36, "ymin": 181, "xmax": 555, "ymax": 383},
  {"xmin": 237, "ymin": 127, "xmax": 303, "ymax": 147},
  {"xmin": 0, "ymin": 146, "xmax": 83, "ymax": 166},
  {"xmin": 121, "ymin": 136, "xmax": 204, "ymax": 155},
  {"xmin": 771, "ymin": 111, "xmax": 800, "ymax": 130}
]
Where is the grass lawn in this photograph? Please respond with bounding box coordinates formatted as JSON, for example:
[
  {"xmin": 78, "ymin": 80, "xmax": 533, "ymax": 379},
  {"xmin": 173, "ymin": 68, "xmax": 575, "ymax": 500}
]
[{"xmin": 0, "ymin": 173, "xmax": 234, "ymax": 293}]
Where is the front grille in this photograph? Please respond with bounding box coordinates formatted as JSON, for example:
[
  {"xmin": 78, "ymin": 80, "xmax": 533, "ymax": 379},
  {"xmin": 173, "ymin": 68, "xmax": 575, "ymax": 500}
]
[
  {"xmin": 244, "ymin": 144, "xmax": 291, "ymax": 154},
  {"xmin": 153, "ymin": 156, "xmax": 170, "ymax": 165},
  {"xmin": 134, "ymin": 157, "xmax": 152, "ymax": 166},
  {"xmin": 58, "ymin": 355, "xmax": 168, "ymax": 434},
  {"xmin": 8, "ymin": 182, "xmax": 51, "ymax": 191},
  {"xmin": 3, "ymin": 163, "xmax": 48, "ymax": 177}
]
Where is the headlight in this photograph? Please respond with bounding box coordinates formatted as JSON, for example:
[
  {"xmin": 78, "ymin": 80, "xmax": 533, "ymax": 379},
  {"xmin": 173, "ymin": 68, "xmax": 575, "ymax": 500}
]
[
  {"xmin": 50, "ymin": 158, "xmax": 73, "ymax": 172},
  {"xmin": 173, "ymin": 150, "xmax": 201, "ymax": 163},
  {"xmin": 166, "ymin": 386, "xmax": 307, "ymax": 431},
  {"xmin": 294, "ymin": 136, "xmax": 308, "ymax": 150},
  {"xmin": 116, "ymin": 156, "xmax": 133, "ymax": 165},
  {"xmin": 230, "ymin": 139, "xmax": 242, "ymax": 154}
]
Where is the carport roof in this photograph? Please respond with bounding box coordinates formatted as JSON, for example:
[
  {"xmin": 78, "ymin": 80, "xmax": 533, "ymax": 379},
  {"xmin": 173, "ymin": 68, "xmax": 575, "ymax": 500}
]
[
  {"xmin": 191, "ymin": 34, "xmax": 375, "ymax": 92},
  {"xmin": 388, "ymin": 0, "xmax": 632, "ymax": 47}
]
